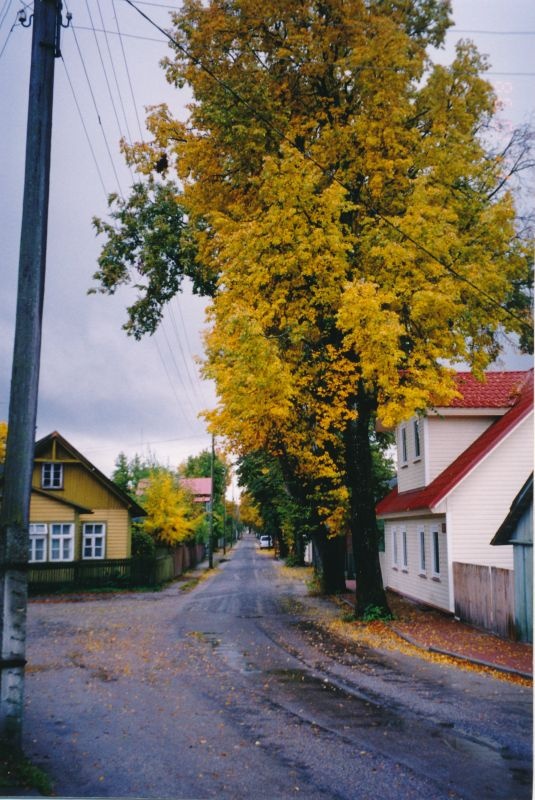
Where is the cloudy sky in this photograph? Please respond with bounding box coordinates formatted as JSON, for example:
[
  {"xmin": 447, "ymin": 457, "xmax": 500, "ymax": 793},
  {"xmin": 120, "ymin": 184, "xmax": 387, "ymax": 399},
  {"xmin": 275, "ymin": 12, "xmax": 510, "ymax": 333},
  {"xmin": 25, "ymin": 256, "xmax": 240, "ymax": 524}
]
[{"xmin": 1, "ymin": 0, "xmax": 534, "ymax": 477}]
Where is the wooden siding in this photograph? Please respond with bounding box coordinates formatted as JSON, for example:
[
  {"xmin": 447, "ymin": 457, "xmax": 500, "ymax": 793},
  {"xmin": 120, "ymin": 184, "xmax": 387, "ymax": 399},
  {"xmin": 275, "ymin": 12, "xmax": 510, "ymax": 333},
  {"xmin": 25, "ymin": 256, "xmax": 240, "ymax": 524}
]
[
  {"xmin": 442, "ymin": 413, "xmax": 533, "ymax": 571},
  {"xmin": 453, "ymin": 562, "xmax": 515, "ymax": 638},
  {"xmin": 30, "ymin": 493, "xmax": 76, "ymax": 522},
  {"xmin": 513, "ymin": 544, "xmax": 533, "ymax": 643},
  {"xmin": 32, "ymin": 462, "xmax": 125, "ymax": 510},
  {"xmin": 426, "ymin": 415, "xmax": 493, "ymax": 484},
  {"xmin": 80, "ymin": 509, "xmax": 131, "ymax": 559},
  {"xmin": 396, "ymin": 418, "xmax": 426, "ymax": 492},
  {"xmin": 382, "ymin": 517, "xmax": 450, "ymax": 611}
]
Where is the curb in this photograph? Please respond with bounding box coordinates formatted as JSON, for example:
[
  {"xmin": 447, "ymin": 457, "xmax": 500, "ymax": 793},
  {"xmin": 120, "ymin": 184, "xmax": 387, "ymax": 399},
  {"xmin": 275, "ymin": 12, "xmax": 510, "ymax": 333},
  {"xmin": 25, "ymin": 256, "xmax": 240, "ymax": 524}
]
[{"xmin": 389, "ymin": 625, "xmax": 533, "ymax": 680}]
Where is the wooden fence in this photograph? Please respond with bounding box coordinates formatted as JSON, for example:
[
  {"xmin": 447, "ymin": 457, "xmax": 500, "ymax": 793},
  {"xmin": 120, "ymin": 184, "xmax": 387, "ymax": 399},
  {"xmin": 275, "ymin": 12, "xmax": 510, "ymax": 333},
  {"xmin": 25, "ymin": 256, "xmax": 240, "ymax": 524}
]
[
  {"xmin": 28, "ymin": 542, "xmax": 206, "ymax": 594},
  {"xmin": 453, "ymin": 562, "xmax": 516, "ymax": 639}
]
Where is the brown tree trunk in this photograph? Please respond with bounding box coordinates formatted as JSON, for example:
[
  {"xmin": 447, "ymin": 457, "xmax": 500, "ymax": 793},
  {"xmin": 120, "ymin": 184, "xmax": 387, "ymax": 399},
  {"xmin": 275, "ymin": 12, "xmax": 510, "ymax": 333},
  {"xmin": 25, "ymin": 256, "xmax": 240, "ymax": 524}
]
[
  {"xmin": 311, "ymin": 528, "xmax": 347, "ymax": 595},
  {"xmin": 345, "ymin": 384, "xmax": 389, "ymax": 616}
]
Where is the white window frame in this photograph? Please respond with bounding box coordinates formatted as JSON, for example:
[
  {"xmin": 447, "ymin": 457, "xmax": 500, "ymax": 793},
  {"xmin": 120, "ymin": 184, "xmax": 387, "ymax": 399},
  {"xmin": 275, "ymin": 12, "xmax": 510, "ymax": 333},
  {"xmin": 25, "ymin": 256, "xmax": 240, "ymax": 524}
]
[
  {"xmin": 431, "ymin": 527, "xmax": 440, "ymax": 577},
  {"xmin": 29, "ymin": 523, "xmax": 48, "ymax": 563},
  {"xmin": 50, "ymin": 523, "xmax": 74, "ymax": 562},
  {"xmin": 413, "ymin": 418, "xmax": 421, "ymax": 459},
  {"xmin": 392, "ymin": 527, "xmax": 398, "ymax": 568},
  {"xmin": 82, "ymin": 523, "xmax": 106, "ymax": 560},
  {"xmin": 400, "ymin": 427, "xmax": 408, "ymax": 465},
  {"xmin": 401, "ymin": 528, "xmax": 408, "ymax": 570},
  {"xmin": 418, "ymin": 527, "xmax": 426, "ymax": 575},
  {"xmin": 42, "ymin": 462, "xmax": 63, "ymax": 489}
]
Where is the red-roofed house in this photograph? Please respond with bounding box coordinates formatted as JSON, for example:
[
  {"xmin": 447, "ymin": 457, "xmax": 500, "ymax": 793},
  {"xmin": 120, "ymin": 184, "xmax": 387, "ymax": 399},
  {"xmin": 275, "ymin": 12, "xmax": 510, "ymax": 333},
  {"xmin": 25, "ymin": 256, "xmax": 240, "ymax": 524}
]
[
  {"xmin": 376, "ymin": 369, "xmax": 533, "ymax": 638},
  {"xmin": 178, "ymin": 477, "xmax": 212, "ymax": 506}
]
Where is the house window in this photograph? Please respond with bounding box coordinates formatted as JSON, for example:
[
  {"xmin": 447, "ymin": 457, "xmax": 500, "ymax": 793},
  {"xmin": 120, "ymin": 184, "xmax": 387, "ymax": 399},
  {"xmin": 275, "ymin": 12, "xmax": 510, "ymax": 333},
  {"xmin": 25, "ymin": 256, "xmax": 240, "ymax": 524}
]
[
  {"xmin": 29, "ymin": 523, "xmax": 48, "ymax": 562},
  {"xmin": 418, "ymin": 528, "xmax": 426, "ymax": 574},
  {"xmin": 83, "ymin": 523, "xmax": 106, "ymax": 559},
  {"xmin": 50, "ymin": 523, "xmax": 74, "ymax": 561},
  {"xmin": 400, "ymin": 427, "xmax": 408, "ymax": 464},
  {"xmin": 413, "ymin": 419, "xmax": 421, "ymax": 459},
  {"xmin": 392, "ymin": 528, "xmax": 398, "ymax": 567},
  {"xmin": 432, "ymin": 528, "xmax": 440, "ymax": 577},
  {"xmin": 401, "ymin": 529, "xmax": 408, "ymax": 570},
  {"xmin": 42, "ymin": 462, "xmax": 63, "ymax": 489}
]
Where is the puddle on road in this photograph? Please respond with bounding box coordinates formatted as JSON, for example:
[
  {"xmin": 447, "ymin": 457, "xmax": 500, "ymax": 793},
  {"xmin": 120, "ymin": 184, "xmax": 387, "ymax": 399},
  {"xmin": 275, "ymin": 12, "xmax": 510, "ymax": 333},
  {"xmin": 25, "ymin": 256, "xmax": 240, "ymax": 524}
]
[
  {"xmin": 270, "ymin": 668, "xmax": 404, "ymax": 731},
  {"xmin": 268, "ymin": 667, "xmax": 532, "ymax": 797},
  {"xmin": 186, "ymin": 630, "xmax": 260, "ymax": 674}
]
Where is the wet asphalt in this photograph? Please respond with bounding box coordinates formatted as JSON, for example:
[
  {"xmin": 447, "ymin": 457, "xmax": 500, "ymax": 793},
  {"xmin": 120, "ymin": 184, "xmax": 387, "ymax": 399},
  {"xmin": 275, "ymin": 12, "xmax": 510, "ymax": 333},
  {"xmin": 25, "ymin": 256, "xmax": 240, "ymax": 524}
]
[{"xmin": 23, "ymin": 535, "xmax": 532, "ymax": 799}]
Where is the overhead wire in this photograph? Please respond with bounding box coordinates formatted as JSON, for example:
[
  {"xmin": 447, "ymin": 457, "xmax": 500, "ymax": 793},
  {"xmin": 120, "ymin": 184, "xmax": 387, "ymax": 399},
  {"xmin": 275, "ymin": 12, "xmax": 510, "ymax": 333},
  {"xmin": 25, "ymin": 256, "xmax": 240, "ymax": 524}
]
[
  {"xmin": 83, "ymin": 0, "xmax": 135, "ymax": 184},
  {"xmin": 0, "ymin": 0, "xmax": 13, "ymax": 31},
  {"xmin": 111, "ymin": 0, "xmax": 145, "ymax": 142},
  {"xmin": 166, "ymin": 300, "xmax": 208, "ymax": 408},
  {"xmin": 59, "ymin": 55, "xmax": 111, "ymax": 202},
  {"xmin": 95, "ymin": 0, "xmax": 135, "ymax": 143},
  {"xmin": 64, "ymin": 4, "xmax": 126, "ymax": 198},
  {"xmin": 158, "ymin": 318, "xmax": 204, "ymax": 421},
  {"xmin": 122, "ymin": 0, "xmax": 533, "ymax": 339}
]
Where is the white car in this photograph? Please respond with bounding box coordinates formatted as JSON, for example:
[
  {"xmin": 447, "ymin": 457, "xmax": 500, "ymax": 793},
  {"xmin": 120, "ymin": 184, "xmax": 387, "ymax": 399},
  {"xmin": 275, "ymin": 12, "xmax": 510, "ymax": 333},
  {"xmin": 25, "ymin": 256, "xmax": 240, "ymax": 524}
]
[{"xmin": 259, "ymin": 535, "xmax": 272, "ymax": 549}]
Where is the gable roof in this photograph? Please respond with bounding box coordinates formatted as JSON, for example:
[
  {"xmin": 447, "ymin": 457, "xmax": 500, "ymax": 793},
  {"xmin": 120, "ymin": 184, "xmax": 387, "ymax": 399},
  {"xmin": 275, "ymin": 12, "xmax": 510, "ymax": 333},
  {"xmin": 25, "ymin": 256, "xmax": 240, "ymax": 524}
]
[
  {"xmin": 34, "ymin": 431, "xmax": 146, "ymax": 517},
  {"xmin": 377, "ymin": 369, "xmax": 533, "ymax": 516}
]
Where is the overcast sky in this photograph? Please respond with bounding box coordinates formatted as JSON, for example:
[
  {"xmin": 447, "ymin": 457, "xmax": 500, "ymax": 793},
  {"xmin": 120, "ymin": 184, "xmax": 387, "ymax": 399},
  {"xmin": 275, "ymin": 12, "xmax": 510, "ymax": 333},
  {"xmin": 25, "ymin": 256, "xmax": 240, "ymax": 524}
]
[{"xmin": 1, "ymin": 0, "xmax": 534, "ymax": 477}]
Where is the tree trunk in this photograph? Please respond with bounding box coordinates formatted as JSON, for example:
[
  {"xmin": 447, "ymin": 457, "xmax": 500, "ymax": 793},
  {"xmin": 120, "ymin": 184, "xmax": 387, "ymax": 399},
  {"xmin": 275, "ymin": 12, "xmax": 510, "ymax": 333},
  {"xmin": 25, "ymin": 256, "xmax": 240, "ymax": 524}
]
[
  {"xmin": 345, "ymin": 385, "xmax": 389, "ymax": 616},
  {"xmin": 311, "ymin": 528, "xmax": 346, "ymax": 595}
]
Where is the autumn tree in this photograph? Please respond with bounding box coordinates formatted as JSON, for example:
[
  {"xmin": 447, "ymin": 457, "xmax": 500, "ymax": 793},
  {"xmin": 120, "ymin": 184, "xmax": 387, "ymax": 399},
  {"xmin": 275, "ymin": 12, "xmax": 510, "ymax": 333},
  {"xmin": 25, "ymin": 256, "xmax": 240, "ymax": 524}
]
[
  {"xmin": 94, "ymin": 0, "xmax": 533, "ymax": 614},
  {"xmin": 0, "ymin": 422, "xmax": 7, "ymax": 464},
  {"xmin": 142, "ymin": 469, "xmax": 204, "ymax": 547}
]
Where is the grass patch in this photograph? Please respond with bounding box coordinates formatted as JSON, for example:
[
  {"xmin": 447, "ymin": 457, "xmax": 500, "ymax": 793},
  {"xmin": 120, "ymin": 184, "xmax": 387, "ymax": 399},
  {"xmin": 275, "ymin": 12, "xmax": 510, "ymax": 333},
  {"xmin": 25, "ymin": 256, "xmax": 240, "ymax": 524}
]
[
  {"xmin": 0, "ymin": 747, "xmax": 52, "ymax": 795},
  {"xmin": 179, "ymin": 578, "xmax": 200, "ymax": 592}
]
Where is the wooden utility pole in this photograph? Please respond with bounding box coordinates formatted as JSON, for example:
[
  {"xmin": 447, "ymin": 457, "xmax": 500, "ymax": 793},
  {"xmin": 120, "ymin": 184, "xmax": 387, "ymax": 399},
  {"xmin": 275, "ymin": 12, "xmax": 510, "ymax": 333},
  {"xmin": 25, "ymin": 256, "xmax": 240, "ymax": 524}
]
[
  {"xmin": 208, "ymin": 434, "xmax": 215, "ymax": 569},
  {"xmin": 0, "ymin": 0, "xmax": 64, "ymax": 748}
]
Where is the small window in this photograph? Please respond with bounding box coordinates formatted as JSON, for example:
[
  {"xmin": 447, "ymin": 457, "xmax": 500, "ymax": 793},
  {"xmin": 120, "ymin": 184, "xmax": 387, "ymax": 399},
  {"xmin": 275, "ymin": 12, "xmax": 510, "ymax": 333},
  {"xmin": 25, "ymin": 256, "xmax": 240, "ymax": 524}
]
[
  {"xmin": 418, "ymin": 528, "xmax": 426, "ymax": 574},
  {"xmin": 392, "ymin": 528, "xmax": 398, "ymax": 567},
  {"xmin": 83, "ymin": 523, "xmax": 106, "ymax": 560},
  {"xmin": 401, "ymin": 529, "xmax": 408, "ymax": 569},
  {"xmin": 29, "ymin": 523, "xmax": 48, "ymax": 563},
  {"xmin": 432, "ymin": 529, "xmax": 440, "ymax": 576},
  {"xmin": 413, "ymin": 419, "xmax": 421, "ymax": 459},
  {"xmin": 400, "ymin": 427, "xmax": 408, "ymax": 464},
  {"xmin": 42, "ymin": 463, "xmax": 63, "ymax": 489},
  {"xmin": 50, "ymin": 523, "xmax": 74, "ymax": 561}
]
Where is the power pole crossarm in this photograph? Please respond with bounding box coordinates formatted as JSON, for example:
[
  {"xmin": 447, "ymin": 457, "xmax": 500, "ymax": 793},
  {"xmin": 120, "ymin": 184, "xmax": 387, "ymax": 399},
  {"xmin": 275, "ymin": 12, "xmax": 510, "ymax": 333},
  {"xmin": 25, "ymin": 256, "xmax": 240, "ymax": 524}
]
[{"xmin": 0, "ymin": 0, "xmax": 63, "ymax": 749}]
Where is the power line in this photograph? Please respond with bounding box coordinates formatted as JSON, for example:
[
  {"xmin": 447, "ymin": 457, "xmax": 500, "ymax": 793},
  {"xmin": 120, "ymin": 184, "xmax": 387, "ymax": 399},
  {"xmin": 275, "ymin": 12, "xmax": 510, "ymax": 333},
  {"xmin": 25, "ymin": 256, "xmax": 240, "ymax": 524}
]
[
  {"xmin": 0, "ymin": 0, "xmax": 12, "ymax": 32},
  {"xmin": 122, "ymin": 0, "xmax": 533, "ymax": 337},
  {"xmin": 111, "ymin": 0, "xmax": 145, "ymax": 142},
  {"xmin": 60, "ymin": 54, "xmax": 111, "ymax": 202},
  {"xmin": 84, "ymin": 0, "xmax": 134, "ymax": 185},
  {"xmin": 451, "ymin": 28, "xmax": 535, "ymax": 36},
  {"xmin": 65, "ymin": 11, "xmax": 126, "ymax": 198},
  {"xmin": 95, "ymin": 0, "xmax": 135, "ymax": 143}
]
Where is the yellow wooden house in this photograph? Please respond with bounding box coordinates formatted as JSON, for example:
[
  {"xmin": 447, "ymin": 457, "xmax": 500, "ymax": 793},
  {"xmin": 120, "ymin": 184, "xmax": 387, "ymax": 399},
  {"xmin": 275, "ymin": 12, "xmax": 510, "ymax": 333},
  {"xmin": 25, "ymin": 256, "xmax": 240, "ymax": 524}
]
[{"xmin": 29, "ymin": 431, "xmax": 145, "ymax": 564}]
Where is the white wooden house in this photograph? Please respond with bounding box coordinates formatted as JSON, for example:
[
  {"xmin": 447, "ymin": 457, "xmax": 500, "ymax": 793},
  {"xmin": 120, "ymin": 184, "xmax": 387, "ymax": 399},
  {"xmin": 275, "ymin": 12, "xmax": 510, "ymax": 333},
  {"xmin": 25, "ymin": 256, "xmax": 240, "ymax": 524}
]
[{"xmin": 376, "ymin": 370, "xmax": 533, "ymax": 637}]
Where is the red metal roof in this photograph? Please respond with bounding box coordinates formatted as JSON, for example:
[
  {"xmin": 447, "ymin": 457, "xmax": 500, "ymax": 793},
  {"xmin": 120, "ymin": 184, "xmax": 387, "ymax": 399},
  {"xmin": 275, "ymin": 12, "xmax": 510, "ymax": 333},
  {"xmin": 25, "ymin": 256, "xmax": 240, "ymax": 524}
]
[
  {"xmin": 447, "ymin": 370, "xmax": 529, "ymax": 409},
  {"xmin": 179, "ymin": 477, "xmax": 212, "ymax": 501},
  {"xmin": 377, "ymin": 370, "xmax": 533, "ymax": 516}
]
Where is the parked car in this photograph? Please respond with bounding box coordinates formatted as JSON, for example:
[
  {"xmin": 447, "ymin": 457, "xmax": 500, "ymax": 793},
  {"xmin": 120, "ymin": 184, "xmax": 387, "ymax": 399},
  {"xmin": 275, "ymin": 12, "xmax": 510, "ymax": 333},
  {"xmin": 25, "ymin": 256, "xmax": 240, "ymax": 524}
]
[{"xmin": 259, "ymin": 535, "xmax": 272, "ymax": 549}]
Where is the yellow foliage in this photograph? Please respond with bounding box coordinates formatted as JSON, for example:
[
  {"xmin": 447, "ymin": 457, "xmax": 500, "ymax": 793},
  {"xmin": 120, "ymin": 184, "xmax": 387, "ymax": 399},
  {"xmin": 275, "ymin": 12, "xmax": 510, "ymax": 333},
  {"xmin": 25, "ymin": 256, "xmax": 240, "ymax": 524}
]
[
  {"xmin": 142, "ymin": 471, "xmax": 204, "ymax": 547},
  {"xmin": 0, "ymin": 421, "xmax": 6, "ymax": 463}
]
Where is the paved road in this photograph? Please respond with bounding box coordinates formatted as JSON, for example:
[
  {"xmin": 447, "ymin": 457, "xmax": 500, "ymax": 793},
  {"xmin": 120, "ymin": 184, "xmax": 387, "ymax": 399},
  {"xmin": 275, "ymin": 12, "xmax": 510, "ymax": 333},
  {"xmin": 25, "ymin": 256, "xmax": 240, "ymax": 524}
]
[{"xmin": 24, "ymin": 536, "xmax": 532, "ymax": 799}]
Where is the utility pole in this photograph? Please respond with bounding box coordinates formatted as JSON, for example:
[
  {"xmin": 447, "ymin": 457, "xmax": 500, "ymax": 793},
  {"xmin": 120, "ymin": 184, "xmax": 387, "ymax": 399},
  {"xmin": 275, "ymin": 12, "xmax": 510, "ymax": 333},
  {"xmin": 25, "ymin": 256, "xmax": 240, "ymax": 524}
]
[
  {"xmin": 208, "ymin": 434, "xmax": 215, "ymax": 569},
  {"xmin": 0, "ymin": 0, "xmax": 67, "ymax": 749}
]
